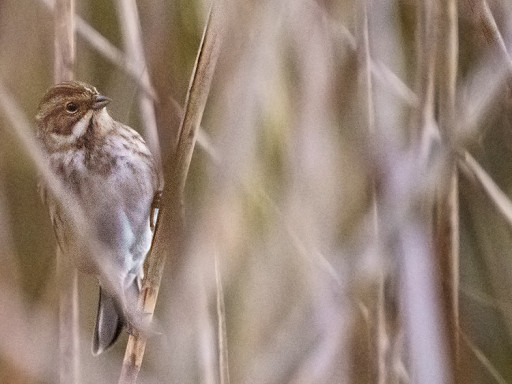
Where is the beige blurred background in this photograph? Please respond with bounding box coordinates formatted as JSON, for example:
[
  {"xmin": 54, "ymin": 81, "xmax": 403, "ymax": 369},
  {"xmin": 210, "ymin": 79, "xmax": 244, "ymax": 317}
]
[{"xmin": 1, "ymin": 0, "xmax": 512, "ymax": 383}]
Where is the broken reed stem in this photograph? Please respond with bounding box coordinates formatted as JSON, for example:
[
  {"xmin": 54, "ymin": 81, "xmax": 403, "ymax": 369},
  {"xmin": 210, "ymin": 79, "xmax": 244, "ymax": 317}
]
[
  {"xmin": 54, "ymin": 0, "xmax": 79, "ymax": 383},
  {"xmin": 435, "ymin": 0, "xmax": 459, "ymax": 378},
  {"xmin": 118, "ymin": 1, "xmax": 225, "ymax": 383}
]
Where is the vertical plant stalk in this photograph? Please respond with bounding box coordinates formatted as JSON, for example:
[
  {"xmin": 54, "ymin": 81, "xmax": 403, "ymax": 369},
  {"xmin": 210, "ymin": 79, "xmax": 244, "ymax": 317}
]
[
  {"xmin": 402, "ymin": 1, "xmax": 451, "ymax": 383},
  {"xmin": 215, "ymin": 253, "xmax": 230, "ymax": 384},
  {"xmin": 56, "ymin": 247, "xmax": 79, "ymax": 384},
  {"xmin": 54, "ymin": 1, "xmax": 79, "ymax": 383},
  {"xmin": 356, "ymin": 1, "xmax": 387, "ymax": 384},
  {"xmin": 118, "ymin": 1, "xmax": 225, "ymax": 383},
  {"xmin": 54, "ymin": 0, "xmax": 75, "ymax": 82},
  {"xmin": 412, "ymin": 0, "xmax": 437, "ymax": 144},
  {"xmin": 435, "ymin": 0, "xmax": 459, "ymax": 378},
  {"xmin": 116, "ymin": 0, "xmax": 162, "ymax": 172}
]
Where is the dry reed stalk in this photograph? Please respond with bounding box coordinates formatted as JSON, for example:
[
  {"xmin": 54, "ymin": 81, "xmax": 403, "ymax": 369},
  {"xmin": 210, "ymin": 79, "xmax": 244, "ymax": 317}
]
[
  {"xmin": 215, "ymin": 253, "xmax": 230, "ymax": 384},
  {"xmin": 54, "ymin": 0, "xmax": 79, "ymax": 382},
  {"xmin": 118, "ymin": 1, "xmax": 225, "ymax": 382},
  {"xmin": 54, "ymin": 0, "xmax": 75, "ymax": 83},
  {"xmin": 116, "ymin": 0, "xmax": 162, "ymax": 172},
  {"xmin": 366, "ymin": 0, "xmax": 451, "ymax": 383},
  {"xmin": 356, "ymin": 1, "xmax": 387, "ymax": 383},
  {"xmin": 434, "ymin": 0, "xmax": 459, "ymax": 378},
  {"xmin": 412, "ymin": 0, "xmax": 437, "ymax": 143},
  {"xmin": 406, "ymin": 2, "xmax": 453, "ymax": 383}
]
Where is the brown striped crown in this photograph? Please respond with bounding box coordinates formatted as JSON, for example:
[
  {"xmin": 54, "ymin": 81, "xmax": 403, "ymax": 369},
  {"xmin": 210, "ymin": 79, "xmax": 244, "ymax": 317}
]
[{"xmin": 36, "ymin": 81, "xmax": 104, "ymax": 136}]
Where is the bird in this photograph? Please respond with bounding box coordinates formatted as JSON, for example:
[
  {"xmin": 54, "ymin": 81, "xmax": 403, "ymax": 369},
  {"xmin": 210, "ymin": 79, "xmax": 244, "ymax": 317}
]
[{"xmin": 36, "ymin": 81, "xmax": 160, "ymax": 355}]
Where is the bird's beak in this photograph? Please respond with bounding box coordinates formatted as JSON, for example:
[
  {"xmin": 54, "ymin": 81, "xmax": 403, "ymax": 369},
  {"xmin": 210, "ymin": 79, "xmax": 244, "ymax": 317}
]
[{"xmin": 92, "ymin": 94, "xmax": 112, "ymax": 110}]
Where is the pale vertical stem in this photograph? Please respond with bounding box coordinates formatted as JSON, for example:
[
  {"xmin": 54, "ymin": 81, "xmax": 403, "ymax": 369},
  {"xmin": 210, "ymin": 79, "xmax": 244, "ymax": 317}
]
[
  {"xmin": 57, "ymin": 247, "xmax": 79, "ymax": 384},
  {"xmin": 54, "ymin": 1, "xmax": 79, "ymax": 383},
  {"xmin": 358, "ymin": 0, "xmax": 374, "ymax": 134},
  {"xmin": 398, "ymin": 221, "xmax": 450, "ymax": 384},
  {"xmin": 116, "ymin": 0, "xmax": 162, "ymax": 173},
  {"xmin": 215, "ymin": 253, "xmax": 230, "ymax": 384},
  {"xmin": 54, "ymin": 0, "xmax": 75, "ymax": 82},
  {"xmin": 436, "ymin": 0, "xmax": 459, "ymax": 377},
  {"xmin": 412, "ymin": 0, "xmax": 437, "ymax": 144},
  {"xmin": 357, "ymin": 1, "xmax": 386, "ymax": 383},
  {"xmin": 118, "ymin": 1, "xmax": 225, "ymax": 382},
  {"xmin": 437, "ymin": 0, "xmax": 458, "ymax": 142},
  {"xmin": 375, "ymin": 278, "xmax": 388, "ymax": 384}
]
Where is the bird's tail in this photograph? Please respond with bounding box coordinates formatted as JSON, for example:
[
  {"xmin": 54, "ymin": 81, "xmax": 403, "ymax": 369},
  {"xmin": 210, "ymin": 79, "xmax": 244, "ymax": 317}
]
[{"xmin": 92, "ymin": 286, "xmax": 124, "ymax": 355}]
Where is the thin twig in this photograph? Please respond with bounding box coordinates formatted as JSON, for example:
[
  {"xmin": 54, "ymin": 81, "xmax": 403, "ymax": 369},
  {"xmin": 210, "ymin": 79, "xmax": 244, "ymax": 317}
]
[
  {"xmin": 54, "ymin": 0, "xmax": 79, "ymax": 383},
  {"xmin": 118, "ymin": 1, "xmax": 225, "ymax": 382}
]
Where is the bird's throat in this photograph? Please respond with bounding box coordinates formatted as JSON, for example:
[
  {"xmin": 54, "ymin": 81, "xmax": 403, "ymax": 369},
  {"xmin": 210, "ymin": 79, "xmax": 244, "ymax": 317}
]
[{"xmin": 76, "ymin": 115, "xmax": 95, "ymax": 152}]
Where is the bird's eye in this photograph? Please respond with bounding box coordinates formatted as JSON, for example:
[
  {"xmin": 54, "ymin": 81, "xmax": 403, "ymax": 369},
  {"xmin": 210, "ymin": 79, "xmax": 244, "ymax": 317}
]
[{"xmin": 65, "ymin": 102, "xmax": 78, "ymax": 113}]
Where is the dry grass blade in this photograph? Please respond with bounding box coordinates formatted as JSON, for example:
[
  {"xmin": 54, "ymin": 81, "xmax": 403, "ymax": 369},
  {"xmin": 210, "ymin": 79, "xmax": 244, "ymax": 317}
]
[
  {"xmin": 459, "ymin": 151, "xmax": 512, "ymax": 228},
  {"xmin": 118, "ymin": 1, "xmax": 225, "ymax": 382},
  {"xmin": 54, "ymin": 0, "xmax": 79, "ymax": 382}
]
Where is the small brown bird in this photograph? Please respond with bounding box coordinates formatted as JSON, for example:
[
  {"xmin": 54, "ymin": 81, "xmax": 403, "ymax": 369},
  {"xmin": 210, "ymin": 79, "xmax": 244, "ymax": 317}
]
[{"xmin": 36, "ymin": 81, "xmax": 159, "ymax": 355}]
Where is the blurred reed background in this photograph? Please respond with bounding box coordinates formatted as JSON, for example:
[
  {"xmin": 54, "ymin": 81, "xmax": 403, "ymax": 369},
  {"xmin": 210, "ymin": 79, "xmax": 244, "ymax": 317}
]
[{"xmin": 1, "ymin": 0, "xmax": 512, "ymax": 383}]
